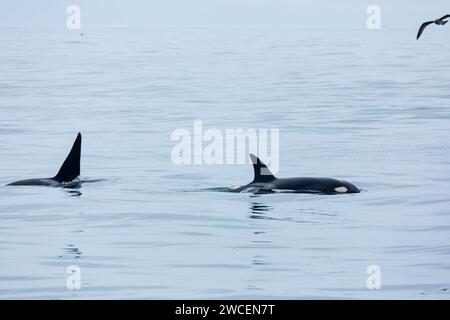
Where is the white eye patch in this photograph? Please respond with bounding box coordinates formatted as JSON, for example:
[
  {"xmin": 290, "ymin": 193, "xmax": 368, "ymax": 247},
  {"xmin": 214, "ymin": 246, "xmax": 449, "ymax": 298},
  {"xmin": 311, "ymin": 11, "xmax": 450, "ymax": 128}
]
[{"xmin": 334, "ymin": 186, "xmax": 348, "ymax": 193}]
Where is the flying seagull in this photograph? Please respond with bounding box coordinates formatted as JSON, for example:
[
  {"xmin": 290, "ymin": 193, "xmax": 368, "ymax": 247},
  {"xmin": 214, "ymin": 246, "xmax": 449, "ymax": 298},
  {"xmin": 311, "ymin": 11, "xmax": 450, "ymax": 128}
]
[{"xmin": 417, "ymin": 14, "xmax": 450, "ymax": 39}]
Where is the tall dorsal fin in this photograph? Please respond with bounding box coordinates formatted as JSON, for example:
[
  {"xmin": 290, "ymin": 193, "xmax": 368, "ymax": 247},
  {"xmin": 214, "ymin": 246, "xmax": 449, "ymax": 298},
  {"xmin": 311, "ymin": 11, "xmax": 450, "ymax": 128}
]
[
  {"xmin": 249, "ymin": 154, "xmax": 276, "ymax": 183},
  {"xmin": 53, "ymin": 133, "xmax": 81, "ymax": 183}
]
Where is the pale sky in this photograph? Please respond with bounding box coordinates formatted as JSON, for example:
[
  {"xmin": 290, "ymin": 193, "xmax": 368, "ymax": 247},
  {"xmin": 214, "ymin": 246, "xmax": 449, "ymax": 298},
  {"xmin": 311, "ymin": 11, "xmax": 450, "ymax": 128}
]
[{"xmin": 0, "ymin": 0, "xmax": 449, "ymax": 29}]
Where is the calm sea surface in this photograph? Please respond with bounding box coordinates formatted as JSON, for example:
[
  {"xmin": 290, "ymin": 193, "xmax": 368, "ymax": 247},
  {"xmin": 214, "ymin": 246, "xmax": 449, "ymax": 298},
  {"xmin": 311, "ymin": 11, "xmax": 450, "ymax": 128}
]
[{"xmin": 1, "ymin": 27, "xmax": 450, "ymax": 299}]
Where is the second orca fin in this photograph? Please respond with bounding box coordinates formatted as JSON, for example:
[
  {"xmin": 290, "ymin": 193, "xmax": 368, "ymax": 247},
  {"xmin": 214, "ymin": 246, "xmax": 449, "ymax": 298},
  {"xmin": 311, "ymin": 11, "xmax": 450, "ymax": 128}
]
[{"xmin": 249, "ymin": 154, "xmax": 276, "ymax": 183}]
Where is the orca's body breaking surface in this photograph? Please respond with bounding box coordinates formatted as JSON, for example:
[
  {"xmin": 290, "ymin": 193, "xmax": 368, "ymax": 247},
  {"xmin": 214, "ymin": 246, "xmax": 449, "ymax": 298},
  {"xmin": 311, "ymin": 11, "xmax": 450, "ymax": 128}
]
[
  {"xmin": 7, "ymin": 133, "xmax": 82, "ymax": 187},
  {"xmin": 7, "ymin": 178, "xmax": 61, "ymax": 187},
  {"xmin": 232, "ymin": 154, "xmax": 360, "ymax": 194}
]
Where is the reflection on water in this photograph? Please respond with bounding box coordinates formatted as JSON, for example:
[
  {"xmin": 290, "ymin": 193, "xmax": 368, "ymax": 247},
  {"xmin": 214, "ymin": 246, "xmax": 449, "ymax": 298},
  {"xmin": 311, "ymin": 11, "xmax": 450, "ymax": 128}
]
[
  {"xmin": 64, "ymin": 244, "xmax": 82, "ymax": 259},
  {"xmin": 66, "ymin": 190, "xmax": 82, "ymax": 197},
  {"xmin": 249, "ymin": 202, "xmax": 273, "ymax": 219}
]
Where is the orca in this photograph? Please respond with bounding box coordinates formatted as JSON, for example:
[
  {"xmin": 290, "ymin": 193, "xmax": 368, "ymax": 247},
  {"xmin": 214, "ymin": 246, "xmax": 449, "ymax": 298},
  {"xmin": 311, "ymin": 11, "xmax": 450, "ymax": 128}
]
[
  {"xmin": 7, "ymin": 133, "xmax": 82, "ymax": 187},
  {"xmin": 232, "ymin": 154, "xmax": 360, "ymax": 194}
]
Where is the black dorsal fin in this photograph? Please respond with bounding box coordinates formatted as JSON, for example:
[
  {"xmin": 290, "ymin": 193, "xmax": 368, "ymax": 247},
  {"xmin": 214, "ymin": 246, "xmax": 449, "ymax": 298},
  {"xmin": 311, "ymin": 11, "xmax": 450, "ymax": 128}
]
[
  {"xmin": 249, "ymin": 154, "xmax": 276, "ymax": 183},
  {"xmin": 53, "ymin": 133, "xmax": 81, "ymax": 183}
]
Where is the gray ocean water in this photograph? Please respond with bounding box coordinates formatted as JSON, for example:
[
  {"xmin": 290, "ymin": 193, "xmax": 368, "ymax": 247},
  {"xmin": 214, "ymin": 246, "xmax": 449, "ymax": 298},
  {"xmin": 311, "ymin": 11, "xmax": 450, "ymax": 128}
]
[{"xmin": 1, "ymin": 27, "xmax": 450, "ymax": 299}]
